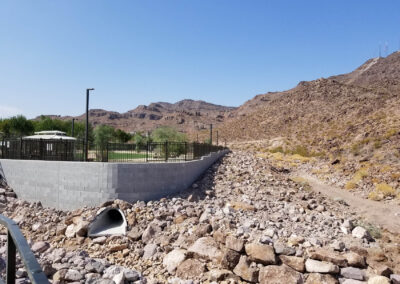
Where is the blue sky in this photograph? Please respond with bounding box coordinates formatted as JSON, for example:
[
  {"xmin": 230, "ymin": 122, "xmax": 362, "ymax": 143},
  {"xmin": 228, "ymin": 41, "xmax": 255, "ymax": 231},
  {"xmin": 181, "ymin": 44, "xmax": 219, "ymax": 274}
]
[{"xmin": 1, "ymin": 1, "xmax": 399, "ymax": 118}]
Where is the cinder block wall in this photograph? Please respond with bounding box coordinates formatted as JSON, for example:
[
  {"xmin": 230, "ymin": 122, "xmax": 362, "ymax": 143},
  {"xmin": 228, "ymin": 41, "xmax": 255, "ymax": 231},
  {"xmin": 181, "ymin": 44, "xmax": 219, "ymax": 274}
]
[{"xmin": 0, "ymin": 150, "xmax": 228, "ymax": 210}]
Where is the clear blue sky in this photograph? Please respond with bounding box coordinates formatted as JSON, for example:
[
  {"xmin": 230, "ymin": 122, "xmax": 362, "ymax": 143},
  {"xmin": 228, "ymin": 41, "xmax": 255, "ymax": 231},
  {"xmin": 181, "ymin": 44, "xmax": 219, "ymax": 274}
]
[{"xmin": 1, "ymin": 1, "xmax": 399, "ymax": 118}]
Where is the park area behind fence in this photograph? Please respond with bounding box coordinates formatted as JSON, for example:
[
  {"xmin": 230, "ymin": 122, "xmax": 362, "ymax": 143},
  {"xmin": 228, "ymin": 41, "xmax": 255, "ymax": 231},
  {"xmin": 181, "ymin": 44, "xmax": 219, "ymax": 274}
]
[{"xmin": 0, "ymin": 138, "xmax": 226, "ymax": 163}]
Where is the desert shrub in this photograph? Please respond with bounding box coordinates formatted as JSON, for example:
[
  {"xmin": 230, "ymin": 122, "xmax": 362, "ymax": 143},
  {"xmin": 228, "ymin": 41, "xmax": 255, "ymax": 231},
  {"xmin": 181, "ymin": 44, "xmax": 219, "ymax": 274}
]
[
  {"xmin": 384, "ymin": 128, "xmax": 397, "ymax": 139},
  {"xmin": 351, "ymin": 143, "xmax": 361, "ymax": 156},
  {"xmin": 373, "ymin": 140, "xmax": 382, "ymax": 149},
  {"xmin": 345, "ymin": 181, "xmax": 356, "ymax": 190},
  {"xmin": 291, "ymin": 145, "xmax": 309, "ymax": 157},
  {"xmin": 269, "ymin": 146, "xmax": 284, "ymax": 153},
  {"xmin": 376, "ymin": 183, "xmax": 395, "ymax": 195},
  {"xmin": 353, "ymin": 168, "xmax": 369, "ymax": 182},
  {"xmin": 368, "ymin": 183, "xmax": 396, "ymax": 201}
]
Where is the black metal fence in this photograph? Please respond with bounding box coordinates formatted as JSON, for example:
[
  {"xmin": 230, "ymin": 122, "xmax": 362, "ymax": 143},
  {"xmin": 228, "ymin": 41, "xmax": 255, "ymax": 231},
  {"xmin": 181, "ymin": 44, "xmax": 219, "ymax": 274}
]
[
  {"xmin": 0, "ymin": 214, "xmax": 49, "ymax": 283},
  {"xmin": 0, "ymin": 138, "xmax": 226, "ymax": 163}
]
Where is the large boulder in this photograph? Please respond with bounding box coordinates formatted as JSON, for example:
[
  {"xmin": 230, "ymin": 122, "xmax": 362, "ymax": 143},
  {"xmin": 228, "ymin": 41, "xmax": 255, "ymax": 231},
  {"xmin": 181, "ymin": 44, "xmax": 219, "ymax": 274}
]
[
  {"xmin": 188, "ymin": 237, "xmax": 223, "ymax": 262},
  {"xmin": 233, "ymin": 255, "xmax": 259, "ymax": 283},
  {"xmin": 176, "ymin": 259, "xmax": 206, "ymax": 279},
  {"xmin": 245, "ymin": 243, "xmax": 276, "ymax": 265},
  {"xmin": 305, "ymin": 259, "xmax": 339, "ymax": 274},
  {"xmin": 162, "ymin": 249, "xmax": 187, "ymax": 274},
  {"xmin": 259, "ymin": 265, "xmax": 303, "ymax": 284}
]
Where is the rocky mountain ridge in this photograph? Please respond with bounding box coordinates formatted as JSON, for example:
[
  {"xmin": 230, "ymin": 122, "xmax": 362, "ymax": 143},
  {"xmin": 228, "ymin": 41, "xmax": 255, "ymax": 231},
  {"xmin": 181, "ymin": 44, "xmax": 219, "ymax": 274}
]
[
  {"xmin": 220, "ymin": 51, "xmax": 400, "ymax": 203},
  {"xmin": 40, "ymin": 99, "xmax": 236, "ymax": 133}
]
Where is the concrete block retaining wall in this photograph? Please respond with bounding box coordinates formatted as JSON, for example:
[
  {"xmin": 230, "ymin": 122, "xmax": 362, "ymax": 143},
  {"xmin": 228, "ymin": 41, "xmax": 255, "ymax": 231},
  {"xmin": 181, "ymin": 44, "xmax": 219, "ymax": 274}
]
[{"xmin": 0, "ymin": 150, "xmax": 228, "ymax": 210}]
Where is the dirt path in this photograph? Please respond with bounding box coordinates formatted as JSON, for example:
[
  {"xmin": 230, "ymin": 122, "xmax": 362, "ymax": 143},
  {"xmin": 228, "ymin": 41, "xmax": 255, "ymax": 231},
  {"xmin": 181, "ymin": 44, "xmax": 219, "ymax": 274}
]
[{"xmin": 297, "ymin": 172, "xmax": 400, "ymax": 235}]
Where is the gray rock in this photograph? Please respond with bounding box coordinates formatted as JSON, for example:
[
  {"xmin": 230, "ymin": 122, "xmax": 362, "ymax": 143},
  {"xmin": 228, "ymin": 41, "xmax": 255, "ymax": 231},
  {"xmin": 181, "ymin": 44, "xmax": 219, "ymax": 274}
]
[
  {"xmin": 65, "ymin": 269, "xmax": 83, "ymax": 281},
  {"xmin": 31, "ymin": 241, "xmax": 49, "ymax": 253},
  {"xmin": 391, "ymin": 274, "xmax": 400, "ymax": 284},
  {"xmin": 143, "ymin": 243, "xmax": 158, "ymax": 259},
  {"xmin": 340, "ymin": 267, "xmax": 364, "ymax": 280}
]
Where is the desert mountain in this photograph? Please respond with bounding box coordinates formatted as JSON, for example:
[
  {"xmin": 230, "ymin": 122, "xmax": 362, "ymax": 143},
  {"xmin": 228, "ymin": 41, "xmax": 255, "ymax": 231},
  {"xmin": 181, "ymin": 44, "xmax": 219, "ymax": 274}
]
[
  {"xmin": 219, "ymin": 51, "xmax": 400, "ymax": 200},
  {"xmin": 221, "ymin": 51, "xmax": 400, "ymax": 145},
  {"xmin": 41, "ymin": 99, "xmax": 235, "ymax": 133}
]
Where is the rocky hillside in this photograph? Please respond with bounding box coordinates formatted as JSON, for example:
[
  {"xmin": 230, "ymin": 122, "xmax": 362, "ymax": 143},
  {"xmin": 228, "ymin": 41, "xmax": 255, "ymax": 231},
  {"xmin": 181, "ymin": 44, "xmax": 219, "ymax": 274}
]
[
  {"xmin": 220, "ymin": 52, "xmax": 400, "ymax": 201},
  {"xmin": 42, "ymin": 99, "xmax": 236, "ymax": 133},
  {"xmin": 1, "ymin": 151, "xmax": 400, "ymax": 283}
]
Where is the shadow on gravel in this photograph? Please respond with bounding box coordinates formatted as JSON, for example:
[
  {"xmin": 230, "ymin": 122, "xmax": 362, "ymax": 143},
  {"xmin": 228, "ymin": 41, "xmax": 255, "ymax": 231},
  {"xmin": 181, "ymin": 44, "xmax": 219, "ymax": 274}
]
[{"xmin": 165, "ymin": 154, "xmax": 229, "ymax": 202}]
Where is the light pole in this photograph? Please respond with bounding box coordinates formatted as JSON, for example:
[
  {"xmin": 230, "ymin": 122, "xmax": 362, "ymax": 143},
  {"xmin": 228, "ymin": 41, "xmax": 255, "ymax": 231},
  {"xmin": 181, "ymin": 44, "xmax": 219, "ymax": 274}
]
[{"xmin": 85, "ymin": 88, "xmax": 95, "ymax": 161}]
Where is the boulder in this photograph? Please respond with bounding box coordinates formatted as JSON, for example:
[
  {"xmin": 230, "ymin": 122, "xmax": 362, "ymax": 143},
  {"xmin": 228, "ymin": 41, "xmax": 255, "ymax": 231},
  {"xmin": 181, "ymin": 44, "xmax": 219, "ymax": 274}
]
[
  {"xmin": 352, "ymin": 227, "xmax": 372, "ymax": 240},
  {"xmin": 163, "ymin": 249, "xmax": 187, "ymax": 274},
  {"xmin": 305, "ymin": 259, "xmax": 339, "ymax": 274},
  {"xmin": 142, "ymin": 223, "xmax": 161, "ymax": 244},
  {"xmin": 259, "ymin": 265, "xmax": 303, "ymax": 284},
  {"xmin": 187, "ymin": 237, "xmax": 223, "ymax": 262},
  {"xmin": 340, "ymin": 267, "xmax": 365, "ymax": 281},
  {"xmin": 245, "ymin": 243, "xmax": 276, "ymax": 265},
  {"xmin": 367, "ymin": 276, "xmax": 390, "ymax": 284},
  {"xmin": 31, "ymin": 241, "xmax": 49, "ymax": 254},
  {"xmin": 279, "ymin": 255, "xmax": 305, "ymax": 272},
  {"xmin": 142, "ymin": 243, "xmax": 158, "ymax": 260},
  {"xmin": 305, "ymin": 273, "xmax": 339, "ymax": 284},
  {"xmin": 64, "ymin": 269, "xmax": 83, "ymax": 281},
  {"xmin": 344, "ymin": 252, "xmax": 366, "ymax": 268},
  {"xmin": 219, "ymin": 248, "xmax": 241, "ymax": 270},
  {"xmin": 225, "ymin": 235, "xmax": 245, "ymax": 252},
  {"xmin": 232, "ymin": 256, "xmax": 258, "ymax": 283},
  {"xmin": 307, "ymin": 247, "xmax": 347, "ymax": 267},
  {"xmin": 176, "ymin": 259, "xmax": 206, "ymax": 279}
]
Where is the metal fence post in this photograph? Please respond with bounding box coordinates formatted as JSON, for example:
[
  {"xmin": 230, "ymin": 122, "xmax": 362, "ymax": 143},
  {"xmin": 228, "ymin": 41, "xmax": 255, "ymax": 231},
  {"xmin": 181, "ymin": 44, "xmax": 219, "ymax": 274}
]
[
  {"xmin": 6, "ymin": 231, "xmax": 16, "ymax": 284},
  {"xmin": 106, "ymin": 143, "xmax": 109, "ymax": 162},
  {"xmin": 184, "ymin": 142, "xmax": 187, "ymax": 161},
  {"xmin": 165, "ymin": 141, "xmax": 168, "ymax": 162},
  {"xmin": 39, "ymin": 139, "xmax": 43, "ymax": 160},
  {"xmin": 1, "ymin": 138, "xmax": 4, "ymax": 159},
  {"xmin": 146, "ymin": 142, "xmax": 149, "ymax": 162},
  {"xmin": 19, "ymin": 137, "xmax": 23, "ymax": 160}
]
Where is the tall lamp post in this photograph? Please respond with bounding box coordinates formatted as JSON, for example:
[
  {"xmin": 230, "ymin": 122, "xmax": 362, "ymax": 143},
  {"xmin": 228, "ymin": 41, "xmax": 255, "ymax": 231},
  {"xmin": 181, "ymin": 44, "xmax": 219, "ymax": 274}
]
[{"xmin": 85, "ymin": 88, "xmax": 95, "ymax": 161}]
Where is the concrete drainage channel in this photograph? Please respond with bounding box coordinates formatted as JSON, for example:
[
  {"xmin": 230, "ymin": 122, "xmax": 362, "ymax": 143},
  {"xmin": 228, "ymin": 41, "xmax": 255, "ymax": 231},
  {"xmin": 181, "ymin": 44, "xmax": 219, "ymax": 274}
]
[{"xmin": 88, "ymin": 208, "xmax": 127, "ymax": 237}]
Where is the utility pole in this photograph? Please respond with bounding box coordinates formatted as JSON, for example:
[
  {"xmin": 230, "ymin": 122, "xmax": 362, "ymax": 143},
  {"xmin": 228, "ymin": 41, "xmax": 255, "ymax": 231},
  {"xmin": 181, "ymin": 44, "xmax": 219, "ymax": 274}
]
[
  {"xmin": 216, "ymin": 130, "xmax": 219, "ymax": 146},
  {"xmin": 85, "ymin": 88, "xmax": 95, "ymax": 161},
  {"xmin": 71, "ymin": 118, "xmax": 75, "ymax": 137},
  {"xmin": 209, "ymin": 124, "xmax": 213, "ymax": 145},
  {"xmin": 196, "ymin": 134, "xmax": 199, "ymax": 143}
]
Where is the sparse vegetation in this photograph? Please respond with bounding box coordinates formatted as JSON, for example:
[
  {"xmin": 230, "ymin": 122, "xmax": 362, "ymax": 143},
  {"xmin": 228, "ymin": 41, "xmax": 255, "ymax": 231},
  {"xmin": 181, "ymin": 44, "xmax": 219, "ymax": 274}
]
[{"xmin": 368, "ymin": 183, "xmax": 396, "ymax": 201}]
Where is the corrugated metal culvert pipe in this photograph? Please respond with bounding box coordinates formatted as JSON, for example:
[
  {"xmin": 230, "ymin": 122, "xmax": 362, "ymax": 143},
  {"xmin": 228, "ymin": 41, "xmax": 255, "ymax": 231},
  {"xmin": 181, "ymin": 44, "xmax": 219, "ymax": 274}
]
[{"xmin": 88, "ymin": 207, "xmax": 127, "ymax": 237}]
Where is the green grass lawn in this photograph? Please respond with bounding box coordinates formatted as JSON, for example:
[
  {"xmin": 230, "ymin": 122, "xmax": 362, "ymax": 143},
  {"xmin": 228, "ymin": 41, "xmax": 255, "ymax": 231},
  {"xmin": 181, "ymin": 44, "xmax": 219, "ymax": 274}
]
[{"xmin": 108, "ymin": 152, "xmax": 147, "ymax": 160}]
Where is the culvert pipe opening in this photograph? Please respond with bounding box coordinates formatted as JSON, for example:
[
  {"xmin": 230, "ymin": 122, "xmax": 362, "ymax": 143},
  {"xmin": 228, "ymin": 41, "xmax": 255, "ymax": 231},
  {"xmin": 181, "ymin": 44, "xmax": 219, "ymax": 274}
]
[{"xmin": 88, "ymin": 207, "xmax": 127, "ymax": 237}]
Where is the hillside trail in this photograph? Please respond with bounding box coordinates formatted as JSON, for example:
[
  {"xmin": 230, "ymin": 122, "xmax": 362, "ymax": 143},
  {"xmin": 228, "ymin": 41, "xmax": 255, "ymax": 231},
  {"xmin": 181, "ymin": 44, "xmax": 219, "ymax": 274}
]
[{"xmin": 296, "ymin": 172, "xmax": 400, "ymax": 235}]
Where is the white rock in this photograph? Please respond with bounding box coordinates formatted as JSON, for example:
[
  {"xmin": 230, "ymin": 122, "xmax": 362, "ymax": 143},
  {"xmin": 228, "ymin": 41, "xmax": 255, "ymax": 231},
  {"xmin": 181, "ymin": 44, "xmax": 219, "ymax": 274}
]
[
  {"xmin": 163, "ymin": 249, "xmax": 187, "ymax": 274},
  {"xmin": 305, "ymin": 259, "xmax": 339, "ymax": 274}
]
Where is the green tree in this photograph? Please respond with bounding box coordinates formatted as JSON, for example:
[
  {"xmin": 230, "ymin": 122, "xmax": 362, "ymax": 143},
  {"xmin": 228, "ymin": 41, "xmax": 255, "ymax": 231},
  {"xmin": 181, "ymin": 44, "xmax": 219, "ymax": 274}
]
[
  {"xmin": 151, "ymin": 126, "xmax": 187, "ymax": 142},
  {"xmin": 0, "ymin": 119, "xmax": 11, "ymax": 137},
  {"xmin": 132, "ymin": 132, "xmax": 149, "ymax": 151},
  {"xmin": 8, "ymin": 115, "xmax": 34, "ymax": 136},
  {"xmin": 114, "ymin": 129, "xmax": 131, "ymax": 143},
  {"xmin": 34, "ymin": 116, "xmax": 69, "ymax": 133},
  {"xmin": 151, "ymin": 126, "xmax": 187, "ymax": 157},
  {"xmin": 94, "ymin": 125, "xmax": 115, "ymax": 149}
]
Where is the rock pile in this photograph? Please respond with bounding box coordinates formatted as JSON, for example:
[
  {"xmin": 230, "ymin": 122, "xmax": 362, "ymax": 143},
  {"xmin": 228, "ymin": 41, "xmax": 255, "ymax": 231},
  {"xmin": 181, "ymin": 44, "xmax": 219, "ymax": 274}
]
[{"xmin": 0, "ymin": 151, "xmax": 399, "ymax": 283}]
